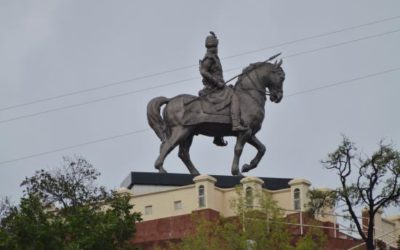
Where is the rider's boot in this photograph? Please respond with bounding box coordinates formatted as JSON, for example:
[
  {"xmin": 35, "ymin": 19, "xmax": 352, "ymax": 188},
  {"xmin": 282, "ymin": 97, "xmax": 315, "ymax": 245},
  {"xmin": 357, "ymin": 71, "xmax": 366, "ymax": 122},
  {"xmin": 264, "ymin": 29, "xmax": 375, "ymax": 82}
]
[
  {"xmin": 231, "ymin": 92, "xmax": 248, "ymax": 131},
  {"xmin": 213, "ymin": 136, "xmax": 228, "ymax": 147}
]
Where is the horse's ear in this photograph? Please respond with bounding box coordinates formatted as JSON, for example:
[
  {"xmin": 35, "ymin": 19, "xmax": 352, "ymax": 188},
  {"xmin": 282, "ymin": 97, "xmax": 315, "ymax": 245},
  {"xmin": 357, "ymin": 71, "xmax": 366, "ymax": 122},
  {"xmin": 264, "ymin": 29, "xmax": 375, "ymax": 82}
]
[{"xmin": 275, "ymin": 59, "xmax": 282, "ymax": 68}]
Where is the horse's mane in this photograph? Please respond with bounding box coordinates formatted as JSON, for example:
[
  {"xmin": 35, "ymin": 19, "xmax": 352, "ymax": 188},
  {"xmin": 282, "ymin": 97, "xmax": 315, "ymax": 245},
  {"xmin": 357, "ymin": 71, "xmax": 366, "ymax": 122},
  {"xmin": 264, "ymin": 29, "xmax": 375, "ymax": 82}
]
[{"xmin": 236, "ymin": 62, "xmax": 267, "ymax": 85}]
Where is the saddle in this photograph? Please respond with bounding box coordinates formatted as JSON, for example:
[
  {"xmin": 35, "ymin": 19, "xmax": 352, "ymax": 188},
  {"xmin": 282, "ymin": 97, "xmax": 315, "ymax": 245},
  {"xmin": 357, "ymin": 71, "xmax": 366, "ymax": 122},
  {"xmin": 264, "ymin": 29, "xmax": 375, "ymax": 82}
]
[{"xmin": 182, "ymin": 87, "xmax": 233, "ymax": 125}]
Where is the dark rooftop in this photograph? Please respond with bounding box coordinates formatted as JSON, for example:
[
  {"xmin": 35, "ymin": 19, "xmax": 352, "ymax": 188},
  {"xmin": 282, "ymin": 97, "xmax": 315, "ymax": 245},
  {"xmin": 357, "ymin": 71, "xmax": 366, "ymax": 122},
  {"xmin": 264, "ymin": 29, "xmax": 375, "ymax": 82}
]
[{"xmin": 121, "ymin": 172, "xmax": 293, "ymax": 191}]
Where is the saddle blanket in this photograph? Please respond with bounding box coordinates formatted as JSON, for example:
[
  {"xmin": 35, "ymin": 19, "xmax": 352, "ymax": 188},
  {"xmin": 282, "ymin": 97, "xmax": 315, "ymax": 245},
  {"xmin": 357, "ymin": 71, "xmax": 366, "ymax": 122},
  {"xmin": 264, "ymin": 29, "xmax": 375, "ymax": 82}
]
[{"xmin": 182, "ymin": 87, "xmax": 233, "ymax": 125}]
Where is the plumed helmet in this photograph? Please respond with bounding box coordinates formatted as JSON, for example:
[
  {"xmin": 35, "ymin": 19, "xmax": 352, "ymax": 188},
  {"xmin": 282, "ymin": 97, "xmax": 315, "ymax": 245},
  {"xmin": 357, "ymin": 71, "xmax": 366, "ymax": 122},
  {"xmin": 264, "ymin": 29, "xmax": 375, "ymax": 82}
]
[{"xmin": 205, "ymin": 31, "xmax": 218, "ymax": 48}]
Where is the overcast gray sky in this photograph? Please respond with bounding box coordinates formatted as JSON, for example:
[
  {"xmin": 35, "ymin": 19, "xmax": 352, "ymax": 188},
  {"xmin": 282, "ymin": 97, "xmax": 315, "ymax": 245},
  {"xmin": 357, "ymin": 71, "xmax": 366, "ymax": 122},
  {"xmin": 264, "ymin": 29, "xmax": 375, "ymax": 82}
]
[{"xmin": 1, "ymin": 1, "xmax": 399, "ymax": 216}]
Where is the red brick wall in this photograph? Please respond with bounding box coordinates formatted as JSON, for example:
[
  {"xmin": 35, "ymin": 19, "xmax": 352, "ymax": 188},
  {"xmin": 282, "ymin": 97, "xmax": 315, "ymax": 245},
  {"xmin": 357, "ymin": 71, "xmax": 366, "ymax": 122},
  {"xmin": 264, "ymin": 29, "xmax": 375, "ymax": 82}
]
[{"xmin": 132, "ymin": 209, "xmax": 220, "ymax": 249}]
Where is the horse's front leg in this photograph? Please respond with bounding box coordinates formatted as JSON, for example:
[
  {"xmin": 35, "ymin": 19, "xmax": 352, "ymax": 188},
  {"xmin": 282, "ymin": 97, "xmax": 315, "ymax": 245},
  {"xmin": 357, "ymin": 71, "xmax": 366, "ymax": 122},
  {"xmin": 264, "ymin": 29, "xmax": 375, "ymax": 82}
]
[
  {"xmin": 242, "ymin": 135, "xmax": 266, "ymax": 173},
  {"xmin": 231, "ymin": 131, "xmax": 252, "ymax": 176}
]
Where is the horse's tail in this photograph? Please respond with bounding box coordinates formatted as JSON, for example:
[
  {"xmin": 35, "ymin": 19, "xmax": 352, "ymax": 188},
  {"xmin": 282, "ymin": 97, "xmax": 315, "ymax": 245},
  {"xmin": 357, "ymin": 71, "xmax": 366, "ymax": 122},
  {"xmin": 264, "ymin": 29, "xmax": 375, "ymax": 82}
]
[{"xmin": 147, "ymin": 96, "xmax": 170, "ymax": 142}]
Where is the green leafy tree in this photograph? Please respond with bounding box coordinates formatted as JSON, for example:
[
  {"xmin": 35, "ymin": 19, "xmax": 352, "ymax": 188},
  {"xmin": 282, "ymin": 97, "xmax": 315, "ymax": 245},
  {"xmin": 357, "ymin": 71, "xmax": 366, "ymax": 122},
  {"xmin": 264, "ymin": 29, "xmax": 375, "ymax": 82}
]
[
  {"xmin": 295, "ymin": 224, "xmax": 327, "ymax": 250},
  {"xmin": 0, "ymin": 197, "xmax": 12, "ymax": 223},
  {"xmin": 0, "ymin": 194, "xmax": 63, "ymax": 249},
  {"xmin": 21, "ymin": 156, "xmax": 108, "ymax": 209},
  {"xmin": 317, "ymin": 136, "xmax": 400, "ymax": 250},
  {"xmin": 171, "ymin": 216, "xmax": 232, "ymax": 250},
  {"xmin": 172, "ymin": 185, "xmax": 326, "ymax": 250},
  {"xmin": 233, "ymin": 187, "xmax": 293, "ymax": 250},
  {"xmin": 306, "ymin": 189, "xmax": 337, "ymax": 217},
  {"xmin": 0, "ymin": 156, "xmax": 141, "ymax": 250},
  {"xmin": 0, "ymin": 197, "xmax": 12, "ymax": 248}
]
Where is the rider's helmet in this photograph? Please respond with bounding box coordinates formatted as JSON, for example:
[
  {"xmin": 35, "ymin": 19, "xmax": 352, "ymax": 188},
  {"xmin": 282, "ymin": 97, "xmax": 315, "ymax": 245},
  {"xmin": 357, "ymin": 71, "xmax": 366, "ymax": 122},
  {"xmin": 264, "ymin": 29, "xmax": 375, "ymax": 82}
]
[{"xmin": 205, "ymin": 31, "xmax": 218, "ymax": 48}]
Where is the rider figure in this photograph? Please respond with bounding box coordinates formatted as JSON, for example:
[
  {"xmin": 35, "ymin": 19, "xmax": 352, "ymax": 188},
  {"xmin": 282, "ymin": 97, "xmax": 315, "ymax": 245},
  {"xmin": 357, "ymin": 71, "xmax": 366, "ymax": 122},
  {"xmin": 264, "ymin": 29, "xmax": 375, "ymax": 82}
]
[
  {"xmin": 199, "ymin": 32, "xmax": 248, "ymax": 137},
  {"xmin": 199, "ymin": 32, "xmax": 225, "ymax": 96}
]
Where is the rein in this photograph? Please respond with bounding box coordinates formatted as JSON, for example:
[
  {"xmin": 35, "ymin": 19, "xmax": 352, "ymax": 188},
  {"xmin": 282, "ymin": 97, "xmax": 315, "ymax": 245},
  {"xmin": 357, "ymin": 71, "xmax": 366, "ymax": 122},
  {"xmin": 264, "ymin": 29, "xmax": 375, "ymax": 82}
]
[{"xmin": 239, "ymin": 86, "xmax": 270, "ymax": 96}]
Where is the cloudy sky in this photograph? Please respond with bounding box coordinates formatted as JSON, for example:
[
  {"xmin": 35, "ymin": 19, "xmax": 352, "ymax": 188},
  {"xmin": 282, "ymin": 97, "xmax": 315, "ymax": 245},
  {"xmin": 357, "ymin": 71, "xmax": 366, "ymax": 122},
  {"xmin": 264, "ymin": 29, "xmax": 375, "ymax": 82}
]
[{"xmin": 1, "ymin": 1, "xmax": 399, "ymax": 216}]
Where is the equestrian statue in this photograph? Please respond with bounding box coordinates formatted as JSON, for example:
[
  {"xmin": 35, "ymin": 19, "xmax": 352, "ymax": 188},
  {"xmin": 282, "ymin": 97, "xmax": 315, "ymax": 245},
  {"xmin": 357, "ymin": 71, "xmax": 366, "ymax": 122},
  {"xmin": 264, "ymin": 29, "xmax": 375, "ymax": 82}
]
[{"xmin": 147, "ymin": 32, "xmax": 285, "ymax": 176}]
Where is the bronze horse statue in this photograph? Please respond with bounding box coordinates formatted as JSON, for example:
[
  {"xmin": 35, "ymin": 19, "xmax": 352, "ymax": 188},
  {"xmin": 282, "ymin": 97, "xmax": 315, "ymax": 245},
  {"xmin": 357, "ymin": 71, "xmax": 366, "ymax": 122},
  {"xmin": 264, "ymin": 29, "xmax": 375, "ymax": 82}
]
[{"xmin": 147, "ymin": 60, "xmax": 285, "ymax": 176}]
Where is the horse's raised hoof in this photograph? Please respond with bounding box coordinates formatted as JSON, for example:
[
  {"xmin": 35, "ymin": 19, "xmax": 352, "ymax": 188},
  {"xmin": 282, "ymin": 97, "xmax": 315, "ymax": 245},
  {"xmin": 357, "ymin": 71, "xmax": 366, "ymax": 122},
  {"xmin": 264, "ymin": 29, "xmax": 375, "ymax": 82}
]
[{"xmin": 241, "ymin": 164, "xmax": 252, "ymax": 173}]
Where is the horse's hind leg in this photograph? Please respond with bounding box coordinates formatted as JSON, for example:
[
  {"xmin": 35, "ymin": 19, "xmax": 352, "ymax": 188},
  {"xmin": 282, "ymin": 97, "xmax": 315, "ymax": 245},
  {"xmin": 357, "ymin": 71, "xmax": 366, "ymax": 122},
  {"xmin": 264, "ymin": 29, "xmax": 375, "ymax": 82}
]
[
  {"xmin": 154, "ymin": 126, "xmax": 189, "ymax": 173},
  {"xmin": 242, "ymin": 135, "xmax": 266, "ymax": 173},
  {"xmin": 178, "ymin": 135, "xmax": 200, "ymax": 176}
]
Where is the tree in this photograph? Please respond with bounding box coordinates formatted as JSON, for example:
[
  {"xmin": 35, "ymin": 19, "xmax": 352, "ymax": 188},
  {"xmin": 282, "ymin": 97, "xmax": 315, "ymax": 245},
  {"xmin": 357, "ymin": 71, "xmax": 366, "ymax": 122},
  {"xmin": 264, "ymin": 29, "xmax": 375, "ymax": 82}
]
[
  {"xmin": 319, "ymin": 136, "xmax": 400, "ymax": 250},
  {"xmin": 232, "ymin": 187, "xmax": 294, "ymax": 250},
  {"xmin": 0, "ymin": 156, "xmax": 142, "ymax": 250},
  {"xmin": 0, "ymin": 196, "xmax": 16, "ymax": 248},
  {"xmin": 295, "ymin": 225, "xmax": 327, "ymax": 250},
  {"xmin": 306, "ymin": 189, "xmax": 337, "ymax": 218},
  {"xmin": 172, "ymin": 185, "xmax": 326, "ymax": 250},
  {"xmin": 0, "ymin": 194, "xmax": 63, "ymax": 249},
  {"xmin": 0, "ymin": 197, "xmax": 12, "ymax": 222},
  {"xmin": 21, "ymin": 156, "xmax": 108, "ymax": 209}
]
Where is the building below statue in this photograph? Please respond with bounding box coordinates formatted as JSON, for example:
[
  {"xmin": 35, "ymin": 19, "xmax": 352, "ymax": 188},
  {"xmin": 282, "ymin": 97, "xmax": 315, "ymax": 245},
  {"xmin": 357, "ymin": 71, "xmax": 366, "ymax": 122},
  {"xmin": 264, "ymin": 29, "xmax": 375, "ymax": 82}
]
[{"xmin": 119, "ymin": 172, "xmax": 400, "ymax": 250}]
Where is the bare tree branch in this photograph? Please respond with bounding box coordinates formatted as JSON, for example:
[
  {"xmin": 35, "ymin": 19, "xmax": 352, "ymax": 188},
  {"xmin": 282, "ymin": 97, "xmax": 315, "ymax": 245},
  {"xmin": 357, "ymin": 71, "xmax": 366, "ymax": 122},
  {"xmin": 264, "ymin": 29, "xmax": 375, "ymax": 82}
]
[{"xmin": 316, "ymin": 136, "xmax": 400, "ymax": 250}]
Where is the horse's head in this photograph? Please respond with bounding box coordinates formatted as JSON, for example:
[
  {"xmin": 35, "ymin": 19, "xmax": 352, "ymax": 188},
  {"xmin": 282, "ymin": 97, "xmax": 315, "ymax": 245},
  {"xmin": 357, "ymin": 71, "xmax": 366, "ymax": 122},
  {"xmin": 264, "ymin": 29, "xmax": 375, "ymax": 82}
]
[
  {"xmin": 236, "ymin": 60, "xmax": 285, "ymax": 103},
  {"xmin": 264, "ymin": 60, "xmax": 285, "ymax": 103}
]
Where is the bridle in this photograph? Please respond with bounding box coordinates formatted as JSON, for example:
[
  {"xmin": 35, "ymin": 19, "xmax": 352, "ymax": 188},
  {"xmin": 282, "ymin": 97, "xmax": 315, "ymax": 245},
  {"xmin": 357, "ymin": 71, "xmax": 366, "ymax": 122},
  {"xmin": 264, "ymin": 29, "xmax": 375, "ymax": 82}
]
[{"xmin": 237, "ymin": 64, "xmax": 271, "ymax": 96}]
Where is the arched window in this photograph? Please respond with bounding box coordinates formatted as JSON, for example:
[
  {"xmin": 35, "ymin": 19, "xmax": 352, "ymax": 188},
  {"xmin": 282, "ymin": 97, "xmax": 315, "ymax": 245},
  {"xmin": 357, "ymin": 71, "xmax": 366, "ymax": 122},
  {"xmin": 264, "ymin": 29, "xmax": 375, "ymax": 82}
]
[
  {"xmin": 245, "ymin": 187, "xmax": 253, "ymax": 208},
  {"xmin": 294, "ymin": 188, "xmax": 301, "ymax": 210},
  {"xmin": 198, "ymin": 185, "xmax": 205, "ymax": 208}
]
